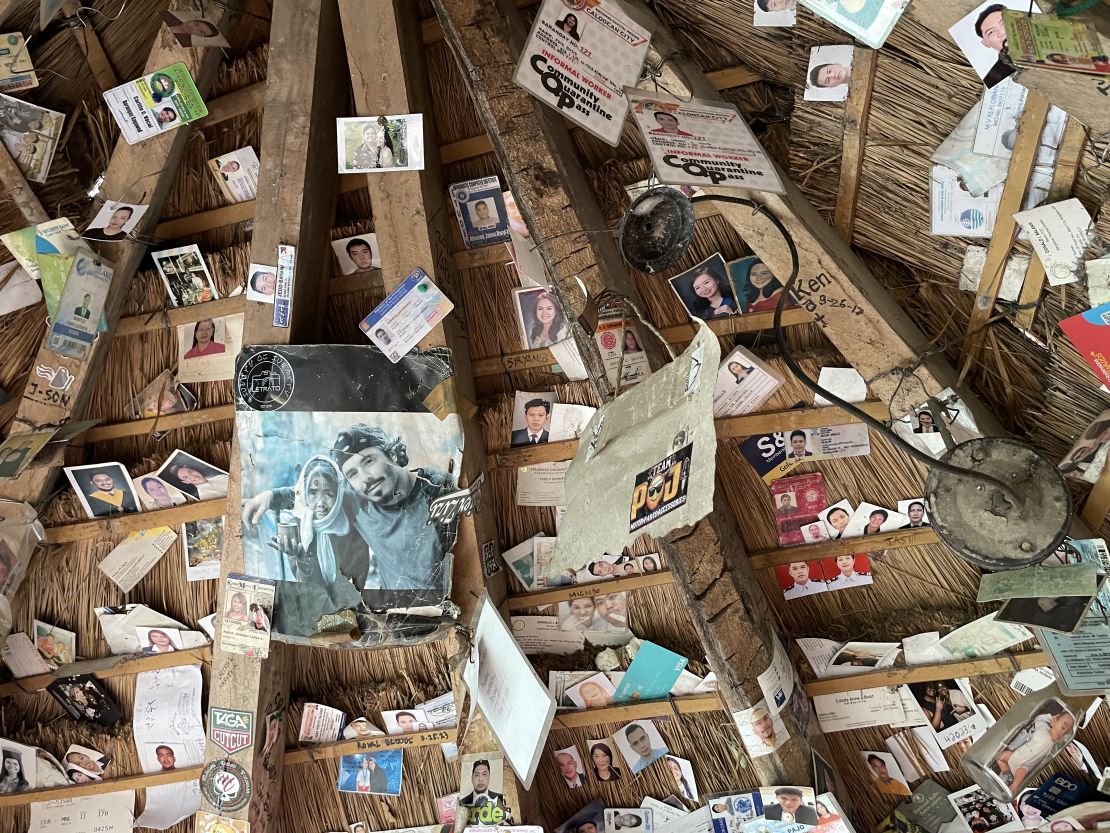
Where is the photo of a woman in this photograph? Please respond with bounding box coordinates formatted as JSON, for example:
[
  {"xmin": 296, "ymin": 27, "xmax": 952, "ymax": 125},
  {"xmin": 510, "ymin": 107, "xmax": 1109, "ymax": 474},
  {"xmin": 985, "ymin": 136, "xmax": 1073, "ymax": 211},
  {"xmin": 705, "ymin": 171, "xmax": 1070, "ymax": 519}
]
[
  {"xmin": 667, "ymin": 755, "xmax": 697, "ymax": 800},
  {"xmin": 589, "ymin": 741, "xmax": 622, "ymax": 781},
  {"xmin": 141, "ymin": 629, "xmax": 177, "ymax": 654},
  {"xmin": 727, "ymin": 360, "xmax": 753, "ymax": 383},
  {"xmin": 137, "ymin": 476, "xmax": 184, "ymax": 510},
  {"xmin": 512, "ymin": 287, "xmax": 569, "ymax": 350},
  {"xmin": 225, "ymin": 591, "xmax": 249, "ymax": 622},
  {"xmin": 669, "ymin": 254, "xmax": 738, "ymax": 320},
  {"xmin": 183, "ymin": 318, "xmax": 226, "ymax": 359},
  {"xmin": 623, "ymin": 329, "xmax": 642, "ymax": 353},
  {"xmin": 862, "ymin": 509, "xmax": 888, "ymax": 535},
  {"xmin": 556, "ymin": 13, "xmax": 581, "ymax": 41},
  {"xmin": 84, "ymin": 204, "xmax": 135, "ymax": 242},
  {"xmin": 0, "ymin": 751, "xmax": 28, "ymax": 794},
  {"xmin": 730, "ymin": 256, "xmax": 796, "ymax": 314},
  {"xmin": 351, "ymin": 121, "xmax": 396, "ymax": 170},
  {"xmin": 914, "ymin": 410, "xmax": 938, "ymax": 433},
  {"xmin": 641, "ymin": 556, "xmax": 659, "ymax": 572}
]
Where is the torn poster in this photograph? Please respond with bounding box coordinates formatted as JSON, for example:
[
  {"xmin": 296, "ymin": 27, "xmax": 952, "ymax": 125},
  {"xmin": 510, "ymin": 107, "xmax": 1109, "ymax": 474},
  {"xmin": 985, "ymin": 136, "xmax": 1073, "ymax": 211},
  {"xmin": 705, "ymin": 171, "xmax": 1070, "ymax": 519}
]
[
  {"xmin": 235, "ymin": 345, "xmax": 464, "ymax": 648},
  {"xmin": 548, "ymin": 322, "xmax": 718, "ymax": 577}
]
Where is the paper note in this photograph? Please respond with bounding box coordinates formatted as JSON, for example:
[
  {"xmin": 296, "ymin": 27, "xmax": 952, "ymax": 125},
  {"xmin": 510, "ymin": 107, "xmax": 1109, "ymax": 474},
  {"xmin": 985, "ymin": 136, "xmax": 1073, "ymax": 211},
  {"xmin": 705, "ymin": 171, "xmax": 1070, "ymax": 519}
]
[
  {"xmin": 30, "ymin": 790, "xmax": 134, "ymax": 832},
  {"xmin": 1014, "ymin": 198, "xmax": 1094, "ymax": 286},
  {"xmin": 813, "ymin": 687, "xmax": 905, "ymax": 733},
  {"xmin": 516, "ymin": 461, "xmax": 569, "ymax": 507},
  {"xmin": 98, "ymin": 527, "xmax": 177, "ymax": 593},
  {"xmin": 978, "ymin": 562, "xmax": 1098, "ymax": 602},
  {"xmin": 797, "ymin": 0, "xmax": 908, "ymax": 48},
  {"xmin": 510, "ymin": 616, "xmax": 586, "ymax": 655},
  {"xmin": 934, "ymin": 612, "xmax": 1032, "ymax": 658},
  {"xmin": 958, "ymin": 246, "xmax": 1028, "ymax": 302},
  {"xmin": 1087, "ymin": 256, "xmax": 1110, "ymax": 307}
]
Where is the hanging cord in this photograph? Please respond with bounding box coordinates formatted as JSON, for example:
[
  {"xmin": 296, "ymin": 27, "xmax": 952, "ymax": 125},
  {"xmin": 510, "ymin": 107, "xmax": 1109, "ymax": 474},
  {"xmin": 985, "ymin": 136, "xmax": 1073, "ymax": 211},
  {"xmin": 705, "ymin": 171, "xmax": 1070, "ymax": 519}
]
[{"xmin": 688, "ymin": 193, "xmax": 1021, "ymax": 504}]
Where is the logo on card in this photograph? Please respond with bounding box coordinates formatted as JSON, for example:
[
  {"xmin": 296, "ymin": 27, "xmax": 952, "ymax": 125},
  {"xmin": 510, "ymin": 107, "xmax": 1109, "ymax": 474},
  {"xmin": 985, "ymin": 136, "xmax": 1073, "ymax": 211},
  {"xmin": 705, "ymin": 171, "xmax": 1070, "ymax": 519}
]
[
  {"xmin": 236, "ymin": 350, "xmax": 294, "ymax": 411},
  {"xmin": 629, "ymin": 443, "xmax": 693, "ymax": 532},
  {"xmin": 200, "ymin": 759, "xmax": 252, "ymax": 812},
  {"xmin": 209, "ymin": 708, "xmax": 254, "ymax": 755}
]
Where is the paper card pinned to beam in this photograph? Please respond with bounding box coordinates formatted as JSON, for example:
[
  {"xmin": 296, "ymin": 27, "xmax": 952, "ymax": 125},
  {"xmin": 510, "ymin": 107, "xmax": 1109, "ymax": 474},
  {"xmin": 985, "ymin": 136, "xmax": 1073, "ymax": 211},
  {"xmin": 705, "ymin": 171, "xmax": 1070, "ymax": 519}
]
[{"xmin": 548, "ymin": 321, "xmax": 719, "ymax": 577}]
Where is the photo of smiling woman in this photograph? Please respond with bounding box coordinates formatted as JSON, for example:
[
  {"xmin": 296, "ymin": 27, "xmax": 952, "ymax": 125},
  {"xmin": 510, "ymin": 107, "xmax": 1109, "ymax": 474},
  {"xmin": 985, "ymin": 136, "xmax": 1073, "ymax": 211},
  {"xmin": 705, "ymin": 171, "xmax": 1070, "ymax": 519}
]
[
  {"xmin": 589, "ymin": 740, "xmax": 622, "ymax": 781},
  {"xmin": 512, "ymin": 286, "xmax": 569, "ymax": 349},
  {"xmin": 669, "ymin": 253, "xmax": 738, "ymax": 320},
  {"xmin": 729, "ymin": 256, "xmax": 797, "ymax": 314}
]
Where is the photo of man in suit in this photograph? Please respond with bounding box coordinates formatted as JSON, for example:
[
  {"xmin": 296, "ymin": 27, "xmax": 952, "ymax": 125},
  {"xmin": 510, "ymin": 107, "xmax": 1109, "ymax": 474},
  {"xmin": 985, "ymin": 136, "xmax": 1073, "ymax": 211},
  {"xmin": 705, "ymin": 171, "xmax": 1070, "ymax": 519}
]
[
  {"xmin": 460, "ymin": 758, "xmax": 504, "ymax": 806},
  {"xmin": 765, "ymin": 787, "xmax": 818, "ymax": 825},
  {"xmin": 787, "ymin": 430, "xmax": 813, "ymax": 459},
  {"xmin": 73, "ymin": 293, "xmax": 92, "ymax": 319},
  {"xmin": 510, "ymin": 399, "xmax": 551, "ymax": 447},
  {"xmin": 975, "ymin": 3, "xmax": 1015, "ymax": 88}
]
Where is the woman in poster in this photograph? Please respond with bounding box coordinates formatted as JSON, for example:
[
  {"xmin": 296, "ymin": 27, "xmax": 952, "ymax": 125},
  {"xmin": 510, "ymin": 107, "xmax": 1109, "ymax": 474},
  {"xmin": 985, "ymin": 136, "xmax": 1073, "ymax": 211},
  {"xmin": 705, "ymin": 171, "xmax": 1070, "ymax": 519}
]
[{"xmin": 184, "ymin": 318, "xmax": 226, "ymax": 359}]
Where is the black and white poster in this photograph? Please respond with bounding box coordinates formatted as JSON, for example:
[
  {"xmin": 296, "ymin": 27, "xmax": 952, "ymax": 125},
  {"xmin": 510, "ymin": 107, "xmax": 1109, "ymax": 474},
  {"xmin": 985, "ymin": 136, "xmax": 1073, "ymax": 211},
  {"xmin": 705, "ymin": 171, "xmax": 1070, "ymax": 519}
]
[{"xmin": 235, "ymin": 345, "xmax": 465, "ymax": 648}]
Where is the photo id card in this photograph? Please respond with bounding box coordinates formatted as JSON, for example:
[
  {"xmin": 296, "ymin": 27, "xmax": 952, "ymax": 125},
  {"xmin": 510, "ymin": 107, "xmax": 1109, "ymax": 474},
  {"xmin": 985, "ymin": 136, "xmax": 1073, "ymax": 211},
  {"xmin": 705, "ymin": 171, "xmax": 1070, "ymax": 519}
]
[
  {"xmin": 46, "ymin": 249, "xmax": 112, "ymax": 361},
  {"xmin": 449, "ymin": 176, "xmax": 511, "ymax": 249},
  {"xmin": 103, "ymin": 62, "xmax": 208, "ymax": 144},
  {"xmin": 359, "ymin": 267, "xmax": 454, "ymax": 363}
]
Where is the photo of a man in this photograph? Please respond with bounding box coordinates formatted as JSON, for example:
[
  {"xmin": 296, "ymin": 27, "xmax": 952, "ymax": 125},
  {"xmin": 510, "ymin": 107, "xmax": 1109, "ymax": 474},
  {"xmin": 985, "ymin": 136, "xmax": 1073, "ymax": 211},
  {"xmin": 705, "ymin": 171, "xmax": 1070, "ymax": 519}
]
[
  {"xmin": 155, "ymin": 745, "xmax": 176, "ymax": 771},
  {"xmin": 614, "ymin": 720, "xmax": 669, "ymax": 776},
  {"xmin": 764, "ymin": 787, "xmax": 818, "ymax": 824},
  {"xmin": 809, "ymin": 62, "xmax": 851, "ymax": 88},
  {"xmin": 779, "ymin": 561, "xmax": 828, "ymax": 600},
  {"xmin": 511, "ymin": 399, "xmax": 551, "ymax": 447},
  {"xmin": 73, "ymin": 293, "xmax": 92, "ymax": 319},
  {"xmin": 331, "ymin": 234, "xmax": 381, "ymax": 275},
  {"xmin": 864, "ymin": 752, "xmax": 911, "ymax": 796},
  {"xmin": 650, "ymin": 111, "xmax": 693, "ymax": 137},
  {"xmin": 787, "ymin": 430, "xmax": 813, "ymax": 459},
  {"xmin": 460, "ymin": 758, "xmax": 504, "ymax": 805},
  {"xmin": 776, "ymin": 493, "xmax": 797, "ymax": 516},
  {"xmin": 64, "ymin": 463, "xmax": 141, "ymax": 518},
  {"xmin": 823, "ymin": 554, "xmax": 873, "ymax": 589},
  {"xmin": 555, "ymin": 748, "xmax": 585, "ymax": 789},
  {"xmin": 900, "ymin": 501, "xmax": 929, "ymax": 529},
  {"xmin": 84, "ymin": 204, "xmax": 138, "ymax": 242}
]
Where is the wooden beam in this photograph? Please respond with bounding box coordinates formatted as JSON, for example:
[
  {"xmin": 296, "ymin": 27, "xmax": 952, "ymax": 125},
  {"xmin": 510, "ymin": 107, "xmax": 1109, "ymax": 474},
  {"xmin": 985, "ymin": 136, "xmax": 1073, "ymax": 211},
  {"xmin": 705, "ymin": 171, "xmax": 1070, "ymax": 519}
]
[
  {"xmin": 486, "ymin": 439, "xmax": 579, "ymax": 470},
  {"xmin": 82, "ymin": 405, "xmax": 236, "ymax": 443},
  {"xmin": 1014, "ymin": 118, "xmax": 1088, "ymax": 331},
  {"xmin": 833, "ymin": 49, "xmax": 877, "ymax": 241},
  {"xmin": 198, "ymin": 82, "xmax": 266, "ymax": 128},
  {"xmin": 704, "ymin": 65, "xmax": 762, "ymax": 89},
  {"xmin": 748, "ymin": 527, "xmax": 940, "ymax": 570},
  {"xmin": 0, "ymin": 765, "xmax": 203, "ymax": 808},
  {"xmin": 957, "ymin": 93, "xmax": 1050, "ymax": 383},
  {"xmin": 0, "ymin": 647, "xmax": 212, "ymax": 697},
  {"xmin": 440, "ymin": 134, "xmax": 494, "ymax": 164},
  {"xmin": 659, "ymin": 307, "xmax": 812, "ymax": 343},
  {"xmin": 0, "ymin": 1, "xmax": 234, "ymax": 506},
  {"xmin": 715, "ymin": 401, "xmax": 889, "ymax": 439},
  {"xmin": 551, "ymin": 693, "xmax": 722, "ymax": 729},
  {"xmin": 0, "ymin": 142, "xmax": 48, "ymax": 226},
  {"xmin": 199, "ymin": 0, "xmax": 346, "ymax": 827},
  {"xmin": 284, "ymin": 727, "xmax": 457, "ymax": 765},
  {"xmin": 506, "ymin": 571, "xmax": 675, "ymax": 611},
  {"xmin": 803, "ymin": 652, "xmax": 1049, "ymax": 697},
  {"xmin": 63, "ymin": 0, "xmax": 119, "ymax": 91},
  {"xmin": 43, "ymin": 499, "xmax": 226, "ymax": 544}
]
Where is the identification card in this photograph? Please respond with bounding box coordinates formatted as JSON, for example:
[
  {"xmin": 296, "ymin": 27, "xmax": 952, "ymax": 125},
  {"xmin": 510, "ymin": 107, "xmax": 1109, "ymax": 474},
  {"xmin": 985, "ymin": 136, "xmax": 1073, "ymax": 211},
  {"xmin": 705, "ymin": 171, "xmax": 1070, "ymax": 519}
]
[{"xmin": 360, "ymin": 266, "xmax": 454, "ymax": 363}]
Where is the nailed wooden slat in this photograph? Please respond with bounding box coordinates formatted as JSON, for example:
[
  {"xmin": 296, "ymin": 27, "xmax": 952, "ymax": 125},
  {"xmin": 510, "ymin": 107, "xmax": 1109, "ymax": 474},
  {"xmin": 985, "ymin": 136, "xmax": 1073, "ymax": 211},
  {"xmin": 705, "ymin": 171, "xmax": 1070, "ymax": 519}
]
[
  {"xmin": 957, "ymin": 93, "xmax": 1050, "ymax": 383},
  {"xmin": 44, "ymin": 499, "xmax": 226, "ymax": 544},
  {"xmin": 658, "ymin": 308, "xmax": 813, "ymax": 344},
  {"xmin": 198, "ymin": 82, "xmax": 266, "ymax": 128},
  {"xmin": 486, "ymin": 439, "xmax": 579, "ymax": 470},
  {"xmin": 803, "ymin": 652, "xmax": 1049, "ymax": 697},
  {"xmin": 748, "ymin": 527, "xmax": 940, "ymax": 570},
  {"xmin": 833, "ymin": 49, "xmax": 877, "ymax": 241},
  {"xmin": 0, "ymin": 647, "xmax": 213, "ymax": 698},
  {"xmin": 0, "ymin": 765, "xmax": 203, "ymax": 807},
  {"xmin": 82, "ymin": 405, "xmax": 237, "ymax": 443},
  {"xmin": 284, "ymin": 727, "xmax": 458, "ymax": 764},
  {"xmin": 551, "ymin": 693, "xmax": 723, "ymax": 729},
  {"xmin": 63, "ymin": 0, "xmax": 119, "ymax": 91},
  {"xmin": 506, "ymin": 571, "xmax": 675, "ymax": 611},
  {"xmin": 715, "ymin": 401, "xmax": 889, "ymax": 439},
  {"xmin": 113, "ymin": 297, "xmax": 247, "ymax": 338}
]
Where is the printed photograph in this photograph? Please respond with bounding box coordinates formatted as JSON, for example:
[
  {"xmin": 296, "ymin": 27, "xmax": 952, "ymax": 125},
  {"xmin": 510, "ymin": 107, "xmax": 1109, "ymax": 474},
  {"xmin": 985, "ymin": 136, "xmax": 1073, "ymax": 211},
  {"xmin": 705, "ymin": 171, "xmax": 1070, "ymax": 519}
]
[
  {"xmin": 162, "ymin": 11, "xmax": 228, "ymax": 47},
  {"xmin": 734, "ymin": 700, "xmax": 789, "ymax": 758},
  {"xmin": 336, "ymin": 750, "xmax": 403, "ymax": 795},
  {"xmin": 776, "ymin": 561, "xmax": 828, "ymax": 600},
  {"xmin": 458, "ymin": 753, "xmax": 505, "ymax": 807},
  {"xmin": 126, "ymin": 370, "xmax": 197, "ymax": 420},
  {"xmin": 46, "ymin": 674, "xmax": 122, "ymax": 726},
  {"xmin": 759, "ymin": 786, "xmax": 818, "ymax": 824},
  {"xmin": 668, "ymin": 253, "xmax": 739, "ymax": 320},
  {"xmin": 331, "ymin": 233, "xmax": 381, "ymax": 275},
  {"xmin": 133, "ymin": 475, "xmax": 188, "ymax": 511},
  {"xmin": 63, "ymin": 743, "xmax": 110, "ymax": 783},
  {"xmin": 155, "ymin": 449, "xmax": 229, "ymax": 501},
  {"xmin": 177, "ymin": 314, "xmax": 243, "ymax": 383},
  {"xmin": 33, "ymin": 619, "xmax": 75, "ymax": 668},
  {"xmin": 666, "ymin": 754, "xmax": 699, "ymax": 801},
  {"xmin": 805, "ymin": 45, "xmax": 854, "ymax": 102},
  {"xmin": 611, "ymin": 719, "xmax": 669, "ymax": 777},
  {"xmin": 1058, "ymin": 410, "xmax": 1110, "ymax": 478},
  {"xmin": 897, "ymin": 498, "xmax": 930, "ymax": 529},
  {"xmin": 512, "ymin": 286, "xmax": 570, "ymax": 350},
  {"xmin": 754, "ymin": 0, "xmax": 796, "ymax": 27},
  {"xmin": 554, "ymin": 744, "xmax": 587, "ymax": 789},
  {"xmin": 820, "ymin": 553, "xmax": 873, "ymax": 590},
  {"xmin": 801, "ymin": 520, "xmax": 830, "ymax": 543},
  {"xmin": 511, "ymin": 390, "xmax": 557, "ymax": 447},
  {"xmin": 860, "ymin": 750, "xmax": 911, "ymax": 797},
  {"xmin": 337, "ymin": 114, "xmax": 425, "ymax": 174},
  {"xmin": 152, "ymin": 244, "xmax": 218, "ymax": 307},
  {"xmin": 136, "ymin": 626, "xmax": 182, "ymax": 654},
  {"xmin": 819, "ymin": 501, "xmax": 853, "ymax": 540},
  {"xmin": 605, "ymin": 809, "xmax": 654, "ymax": 832},
  {"xmin": 84, "ymin": 201, "xmax": 148, "ymax": 242},
  {"xmin": 0, "ymin": 428, "xmax": 55, "ymax": 479},
  {"xmin": 246, "ymin": 262, "xmax": 277, "ymax": 304},
  {"xmin": 382, "ymin": 708, "xmax": 430, "ymax": 734},
  {"xmin": 842, "ymin": 501, "xmax": 908, "ymax": 538},
  {"xmin": 565, "ymin": 672, "xmax": 616, "ymax": 709},
  {"xmin": 730, "ymin": 256, "xmax": 797, "ymax": 314},
  {"xmin": 949, "ymin": 784, "xmax": 1021, "ymax": 833},
  {"xmin": 0, "ymin": 744, "xmax": 31, "ymax": 793},
  {"xmin": 908, "ymin": 680, "xmax": 980, "ymax": 736},
  {"xmin": 64, "ymin": 462, "xmax": 140, "ymax": 518},
  {"xmin": 585, "ymin": 739, "xmax": 623, "ymax": 783},
  {"xmin": 997, "ymin": 593, "xmax": 1093, "ymax": 634},
  {"xmin": 949, "ymin": 1, "xmax": 1028, "ymax": 88},
  {"xmin": 182, "ymin": 517, "xmax": 224, "ymax": 581},
  {"xmin": 555, "ymin": 800, "xmax": 605, "ymax": 833},
  {"xmin": 830, "ymin": 642, "xmax": 896, "ymax": 671},
  {"xmin": 0, "ymin": 92, "xmax": 65, "ymax": 183},
  {"xmin": 207, "ymin": 146, "xmax": 258, "ymax": 203}
]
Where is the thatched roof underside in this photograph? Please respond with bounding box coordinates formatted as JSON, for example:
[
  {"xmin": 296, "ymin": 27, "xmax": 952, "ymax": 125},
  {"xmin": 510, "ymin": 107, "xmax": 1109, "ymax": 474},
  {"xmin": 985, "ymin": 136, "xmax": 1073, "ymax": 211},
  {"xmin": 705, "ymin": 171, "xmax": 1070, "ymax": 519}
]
[{"xmin": 0, "ymin": 0, "xmax": 1107, "ymax": 831}]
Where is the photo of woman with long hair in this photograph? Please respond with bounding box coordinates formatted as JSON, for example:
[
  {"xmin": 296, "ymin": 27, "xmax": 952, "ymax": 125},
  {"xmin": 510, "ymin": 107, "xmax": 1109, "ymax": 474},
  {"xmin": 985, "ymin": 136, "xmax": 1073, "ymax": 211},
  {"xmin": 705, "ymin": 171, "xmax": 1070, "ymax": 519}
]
[
  {"xmin": 729, "ymin": 256, "xmax": 797, "ymax": 313},
  {"xmin": 589, "ymin": 741, "xmax": 622, "ymax": 781},
  {"xmin": 512, "ymin": 287, "xmax": 569, "ymax": 349},
  {"xmin": 0, "ymin": 750, "xmax": 28, "ymax": 794},
  {"xmin": 668, "ymin": 254, "xmax": 738, "ymax": 320}
]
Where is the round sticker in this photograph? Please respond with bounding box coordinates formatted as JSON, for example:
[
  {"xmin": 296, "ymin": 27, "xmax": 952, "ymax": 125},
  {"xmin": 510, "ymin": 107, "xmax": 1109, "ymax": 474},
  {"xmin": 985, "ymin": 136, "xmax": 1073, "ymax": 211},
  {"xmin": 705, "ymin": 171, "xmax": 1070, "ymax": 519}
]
[
  {"xmin": 201, "ymin": 759, "xmax": 252, "ymax": 812},
  {"xmin": 236, "ymin": 350, "xmax": 295, "ymax": 411}
]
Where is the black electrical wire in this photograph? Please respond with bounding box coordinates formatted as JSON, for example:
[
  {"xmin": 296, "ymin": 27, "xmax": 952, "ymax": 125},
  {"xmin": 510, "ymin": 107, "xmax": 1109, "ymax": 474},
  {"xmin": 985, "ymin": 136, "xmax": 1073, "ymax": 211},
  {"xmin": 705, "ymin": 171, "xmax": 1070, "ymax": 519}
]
[{"xmin": 689, "ymin": 193, "xmax": 1019, "ymax": 502}]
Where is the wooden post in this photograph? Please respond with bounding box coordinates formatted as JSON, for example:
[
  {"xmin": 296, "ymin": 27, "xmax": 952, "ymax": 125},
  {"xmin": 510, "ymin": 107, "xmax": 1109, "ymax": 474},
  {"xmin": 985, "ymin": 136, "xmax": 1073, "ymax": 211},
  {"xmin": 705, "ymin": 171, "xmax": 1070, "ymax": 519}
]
[
  {"xmin": 0, "ymin": 2, "xmax": 234, "ymax": 506},
  {"xmin": 833, "ymin": 49, "xmax": 877, "ymax": 242},
  {"xmin": 198, "ymin": 1, "xmax": 345, "ymax": 829},
  {"xmin": 338, "ymin": 0, "xmax": 519, "ymax": 817},
  {"xmin": 62, "ymin": 0, "xmax": 120, "ymax": 92},
  {"xmin": 430, "ymin": 0, "xmax": 822, "ymax": 788},
  {"xmin": 957, "ymin": 93, "xmax": 1050, "ymax": 383}
]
